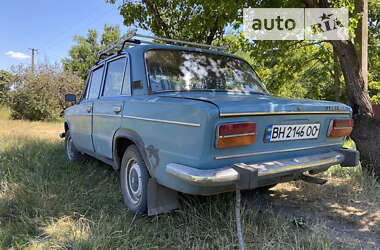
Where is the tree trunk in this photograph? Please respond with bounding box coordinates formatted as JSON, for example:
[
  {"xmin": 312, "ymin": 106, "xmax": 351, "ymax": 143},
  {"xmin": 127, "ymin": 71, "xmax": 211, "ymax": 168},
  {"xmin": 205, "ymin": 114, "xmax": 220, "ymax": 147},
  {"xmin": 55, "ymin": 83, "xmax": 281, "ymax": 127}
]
[
  {"xmin": 333, "ymin": 51, "xmax": 342, "ymax": 102},
  {"xmin": 331, "ymin": 40, "xmax": 380, "ymax": 178},
  {"xmin": 354, "ymin": 0, "xmax": 368, "ymax": 86}
]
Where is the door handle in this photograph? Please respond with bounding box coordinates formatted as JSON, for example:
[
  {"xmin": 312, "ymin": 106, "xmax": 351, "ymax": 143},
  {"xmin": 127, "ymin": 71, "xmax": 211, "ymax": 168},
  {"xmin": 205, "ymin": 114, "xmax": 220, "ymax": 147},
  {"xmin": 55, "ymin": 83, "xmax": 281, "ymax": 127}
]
[
  {"xmin": 87, "ymin": 105, "xmax": 92, "ymax": 113},
  {"xmin": 112, "ymin": 106, "xmax": 121, "ymax": 113}
]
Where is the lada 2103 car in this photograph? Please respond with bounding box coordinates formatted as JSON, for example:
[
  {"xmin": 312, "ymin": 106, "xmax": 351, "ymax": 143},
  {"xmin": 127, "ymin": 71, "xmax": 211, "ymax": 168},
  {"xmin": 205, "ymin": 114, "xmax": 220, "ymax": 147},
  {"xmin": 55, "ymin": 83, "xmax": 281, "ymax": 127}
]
[{"xmin": 61, "ymin": 31, "xmax": 359, "ymax": 215}]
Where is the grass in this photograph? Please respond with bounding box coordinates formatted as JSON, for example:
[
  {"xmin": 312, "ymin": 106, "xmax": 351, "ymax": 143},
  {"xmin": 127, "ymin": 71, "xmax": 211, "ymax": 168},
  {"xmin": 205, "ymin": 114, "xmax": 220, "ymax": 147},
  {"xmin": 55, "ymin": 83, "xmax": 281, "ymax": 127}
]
[{"xmin": 0, "ymin": 106, "xmax": 379, "ymax": 249}]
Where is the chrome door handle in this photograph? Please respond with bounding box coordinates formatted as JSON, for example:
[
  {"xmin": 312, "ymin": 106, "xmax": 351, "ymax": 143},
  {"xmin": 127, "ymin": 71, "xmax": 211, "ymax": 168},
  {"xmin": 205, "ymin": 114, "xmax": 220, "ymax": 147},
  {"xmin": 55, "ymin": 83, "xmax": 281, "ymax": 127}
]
[
  {"xmin": 87, "ymin": 105, "xmax": 92, "ymax": 113},
  {"xmin": 112, "ymin": 106, "xmax": 121, "ymax": 113}
]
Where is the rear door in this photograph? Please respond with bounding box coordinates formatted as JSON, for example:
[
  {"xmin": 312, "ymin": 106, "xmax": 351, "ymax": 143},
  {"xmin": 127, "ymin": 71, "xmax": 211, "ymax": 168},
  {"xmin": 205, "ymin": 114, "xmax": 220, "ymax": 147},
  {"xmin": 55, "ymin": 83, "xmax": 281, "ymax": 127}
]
[
  {"xmin": 92, "ymin": 56, "xmax": 129, "ymax": 159},
  {"xmin": 71, "ymin": 65, "xmax": 105, "ymax": 152}
]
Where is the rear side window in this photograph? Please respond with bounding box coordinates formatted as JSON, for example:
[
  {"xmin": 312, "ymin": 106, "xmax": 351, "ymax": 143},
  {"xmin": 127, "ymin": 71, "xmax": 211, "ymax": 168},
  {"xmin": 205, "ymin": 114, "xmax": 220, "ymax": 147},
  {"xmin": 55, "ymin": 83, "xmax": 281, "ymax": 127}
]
[
  {"xmin": 88, "ymin": 66, "xmax": 104, "ymax": 99},
  {"xmin": 122, "ymin": 60, "xmax": 130, "ymax": 95},
  {"xmin": 103, "ymin": 58, "xmax": 127, "ymax": 97},
  {"xmin": 81, "ymin": 75, "xmax": 91, "ymax": 101}
]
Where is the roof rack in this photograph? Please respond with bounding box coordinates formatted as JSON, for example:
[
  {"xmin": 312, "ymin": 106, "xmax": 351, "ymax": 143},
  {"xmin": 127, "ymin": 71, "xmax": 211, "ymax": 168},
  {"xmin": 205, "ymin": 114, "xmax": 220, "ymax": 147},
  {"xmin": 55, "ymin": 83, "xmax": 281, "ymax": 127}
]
[
  {"xmin": 97, "ymin": 28, "xmax": 137, "ymax": 63},
  {"xmin": 134, "ymin": 33, "xmax": 228, "ymax": 51},
  {"xmin": 96, "ymin": 29, "xmax": 228, "ymax": 64}
]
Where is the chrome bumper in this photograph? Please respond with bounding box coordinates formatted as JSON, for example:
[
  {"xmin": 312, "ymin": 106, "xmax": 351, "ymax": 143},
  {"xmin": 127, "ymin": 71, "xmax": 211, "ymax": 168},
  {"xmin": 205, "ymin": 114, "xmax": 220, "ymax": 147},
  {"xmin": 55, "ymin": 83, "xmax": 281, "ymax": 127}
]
[{"xmin": 166, "ymin": 148, "xmax": 359, "ymax": 189}]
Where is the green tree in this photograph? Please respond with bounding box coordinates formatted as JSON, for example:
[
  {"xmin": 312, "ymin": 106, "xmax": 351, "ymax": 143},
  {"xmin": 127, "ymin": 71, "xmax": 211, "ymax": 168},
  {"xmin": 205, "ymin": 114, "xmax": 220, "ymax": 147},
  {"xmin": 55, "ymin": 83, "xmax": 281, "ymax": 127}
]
[
  {"xmin": 62, "ymin": 24, "xmax": 121, "ymax": 80},
  {"xmin": 106, "ymin": 0, "xmax": 262, "ymax": 44},
  {"xmin": 8, "ymin": 64, "xmax": 83, "ymax": 121},
  {"xmin": 227, "ymin": 36, "xmax": 345, "ymax": 101},
  {"xmin": 368, "ymin": 0, "xmax": 380, "ymax": 103},
  {"xmin": 0, "ymin": 70, "xmax": 13, "ymax": 105}
]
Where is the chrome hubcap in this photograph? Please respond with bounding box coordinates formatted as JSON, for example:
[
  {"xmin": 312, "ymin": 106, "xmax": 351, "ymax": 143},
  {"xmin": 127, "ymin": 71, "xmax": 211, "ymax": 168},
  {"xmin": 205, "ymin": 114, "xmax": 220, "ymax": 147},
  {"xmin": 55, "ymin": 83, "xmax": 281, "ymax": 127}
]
[{"xmin": 125, "ymin": 159, "xmax": 142, "ymax": 205}]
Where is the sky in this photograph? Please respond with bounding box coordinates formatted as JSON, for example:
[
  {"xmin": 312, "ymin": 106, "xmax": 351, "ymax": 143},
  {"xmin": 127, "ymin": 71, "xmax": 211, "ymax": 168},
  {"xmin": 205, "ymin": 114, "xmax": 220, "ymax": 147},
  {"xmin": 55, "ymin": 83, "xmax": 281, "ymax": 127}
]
[{"xmin": 0, "ymin": 0, "xmax": 132, "ymax": 70}]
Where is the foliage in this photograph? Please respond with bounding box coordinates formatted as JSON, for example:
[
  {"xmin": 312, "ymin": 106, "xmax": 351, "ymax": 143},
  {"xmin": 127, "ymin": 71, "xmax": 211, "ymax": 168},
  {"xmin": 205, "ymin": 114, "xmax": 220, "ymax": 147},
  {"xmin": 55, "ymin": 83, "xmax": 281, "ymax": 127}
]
[
  {"xmin": 106, "ymin": 0, "xmax": 345, "ymax": 101},
  {"xmin": 107, "ymin": 0, "xmax": 241, "ymax": 44},
  {"xmin": 106, "ymin": 0, "xmax": 378, "ymax": 104},
  {"xmin": 368, "ymin": 0, "xmax": 380, "ymax": 104},
  {"xmin": 62, "ymin": 24, "xmax": 121, "ymax": 80},
  {"xmin": 7, "ymin": 64, "xmax": 83, "ymax": 121},
  {"xmin": 225, "ymin": 35, "xmax": 347, "ymax": 101},
  {"xmin": 0, "ymin": 70, "xmax": 14, "ymax": 105}
]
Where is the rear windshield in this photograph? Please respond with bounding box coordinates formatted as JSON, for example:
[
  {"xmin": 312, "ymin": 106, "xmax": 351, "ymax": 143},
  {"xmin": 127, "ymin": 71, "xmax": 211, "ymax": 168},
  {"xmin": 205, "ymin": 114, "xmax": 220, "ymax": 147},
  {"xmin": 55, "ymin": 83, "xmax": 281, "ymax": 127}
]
[{"xmin": 145, "ymin": 49, "xmax": 267, "ymax": 94}]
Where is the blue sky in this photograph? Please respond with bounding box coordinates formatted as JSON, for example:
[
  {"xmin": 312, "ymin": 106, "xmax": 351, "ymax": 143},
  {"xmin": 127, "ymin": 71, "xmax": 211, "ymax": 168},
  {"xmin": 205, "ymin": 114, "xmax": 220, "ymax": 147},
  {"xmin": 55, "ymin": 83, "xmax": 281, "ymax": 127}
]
[{"xmin": 0, "ymin": 0, "xmax": 132, "ymax": 70}]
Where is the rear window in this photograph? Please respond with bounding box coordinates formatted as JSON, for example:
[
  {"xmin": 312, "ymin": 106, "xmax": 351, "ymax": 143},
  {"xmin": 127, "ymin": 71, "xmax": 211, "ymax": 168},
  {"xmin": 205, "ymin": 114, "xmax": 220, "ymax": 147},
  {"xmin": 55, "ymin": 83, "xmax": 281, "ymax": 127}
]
[
  {"xmin": 145, "ymin": 49, "xmax": 267, "ymax": 94},
  {"xmin": 103, "ymin": 58, "xmax": 127, "ymax": 97},
  {"xmin": 88, "ymin": 66, "xmax": 104, "ymax": 99}
]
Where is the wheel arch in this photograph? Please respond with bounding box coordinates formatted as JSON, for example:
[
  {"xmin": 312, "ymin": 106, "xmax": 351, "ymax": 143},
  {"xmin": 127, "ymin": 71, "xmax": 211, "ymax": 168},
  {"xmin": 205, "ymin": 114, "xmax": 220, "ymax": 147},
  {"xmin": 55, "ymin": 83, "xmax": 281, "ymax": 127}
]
[{"xmin": 112, "ymin": 128, "xmax": 153, "ymax": 176}]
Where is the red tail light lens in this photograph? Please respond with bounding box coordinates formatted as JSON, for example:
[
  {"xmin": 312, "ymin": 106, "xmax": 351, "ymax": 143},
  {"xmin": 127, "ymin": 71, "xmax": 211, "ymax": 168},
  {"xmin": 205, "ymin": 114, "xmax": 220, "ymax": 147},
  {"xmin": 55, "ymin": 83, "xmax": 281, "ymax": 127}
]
[
  {"xmin": 328, "ymin": 119, "xmax": 353, "ymax": 137},
  {"xmin": 217, "ymin": 122, "xmax": 257, "ymax": 148}
]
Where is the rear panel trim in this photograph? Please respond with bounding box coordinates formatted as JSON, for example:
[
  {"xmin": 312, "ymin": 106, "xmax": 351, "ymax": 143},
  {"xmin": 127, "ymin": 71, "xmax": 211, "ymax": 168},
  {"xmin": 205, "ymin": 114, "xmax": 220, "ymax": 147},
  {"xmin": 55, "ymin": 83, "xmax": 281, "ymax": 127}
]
[
  {"xmin": 215, "ymin": 142, "xmax": 342, "ymax": 160},
  {"xmin": 220, "ymin": 111, "xmax": 350, "ymax": 117}
]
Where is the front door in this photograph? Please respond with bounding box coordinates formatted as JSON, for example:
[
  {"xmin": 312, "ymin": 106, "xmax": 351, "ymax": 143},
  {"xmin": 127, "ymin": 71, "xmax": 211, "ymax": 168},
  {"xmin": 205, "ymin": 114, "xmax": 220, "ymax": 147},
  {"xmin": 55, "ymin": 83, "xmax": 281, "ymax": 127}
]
[{"xmin": 72, "ymin": 64, "xmax": 105, "ymax": 152}]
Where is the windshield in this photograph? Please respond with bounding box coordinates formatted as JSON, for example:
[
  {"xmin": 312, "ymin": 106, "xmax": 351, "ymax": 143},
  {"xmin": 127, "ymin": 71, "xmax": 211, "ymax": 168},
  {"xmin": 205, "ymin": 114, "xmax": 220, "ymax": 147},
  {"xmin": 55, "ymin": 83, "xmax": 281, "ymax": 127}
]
[{"xmin": 145, "ymin": 49, "xmax": 268, "ymax": 94}]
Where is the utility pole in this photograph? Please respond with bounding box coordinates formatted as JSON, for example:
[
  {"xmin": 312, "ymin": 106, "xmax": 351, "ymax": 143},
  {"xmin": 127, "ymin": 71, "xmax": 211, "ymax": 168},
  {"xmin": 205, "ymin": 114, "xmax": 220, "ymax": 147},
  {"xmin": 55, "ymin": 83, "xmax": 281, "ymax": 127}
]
[{"xmin": 28, "ymin": 48, "xmax": 38, "ymax": 74}]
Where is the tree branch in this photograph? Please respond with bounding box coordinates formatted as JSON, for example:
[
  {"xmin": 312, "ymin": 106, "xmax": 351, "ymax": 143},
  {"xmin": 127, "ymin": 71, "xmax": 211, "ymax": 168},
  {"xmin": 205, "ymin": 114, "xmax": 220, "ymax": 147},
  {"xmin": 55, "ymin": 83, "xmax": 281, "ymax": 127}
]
[{"xmin": 142, "ymin": 0, "xmax": 171, "ymax": 38}]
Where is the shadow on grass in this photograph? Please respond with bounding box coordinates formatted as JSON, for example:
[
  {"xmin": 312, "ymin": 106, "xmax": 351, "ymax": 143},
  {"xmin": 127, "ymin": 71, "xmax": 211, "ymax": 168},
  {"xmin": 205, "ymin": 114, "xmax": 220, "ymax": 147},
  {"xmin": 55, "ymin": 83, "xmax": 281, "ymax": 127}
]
[
  {"xmin": 0, "ymin": 137, "xmax": 350, "ymax": 249},
  {"xmin": 241, "ymin": 174, "xmax": 380, "ymax": 248}
]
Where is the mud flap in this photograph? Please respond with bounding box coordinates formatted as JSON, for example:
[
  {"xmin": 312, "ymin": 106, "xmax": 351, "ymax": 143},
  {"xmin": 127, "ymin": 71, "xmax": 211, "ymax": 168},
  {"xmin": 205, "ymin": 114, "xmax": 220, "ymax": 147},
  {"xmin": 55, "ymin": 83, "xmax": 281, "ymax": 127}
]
[
  {"xmin": 147, "ymin": 178, "xmax": 179, "ymax": 216},
  {"xmin": 339, "ymin": 148, "xmax": 360, "ymax": 167}
]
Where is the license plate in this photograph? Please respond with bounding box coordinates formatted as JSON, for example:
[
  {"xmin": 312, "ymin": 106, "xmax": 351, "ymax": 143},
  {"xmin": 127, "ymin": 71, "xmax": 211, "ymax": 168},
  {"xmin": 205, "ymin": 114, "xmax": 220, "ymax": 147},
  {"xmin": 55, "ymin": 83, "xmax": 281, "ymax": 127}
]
[{"xmin": 264, "ymin": 123, "xmax": 320, "ymax": 142}]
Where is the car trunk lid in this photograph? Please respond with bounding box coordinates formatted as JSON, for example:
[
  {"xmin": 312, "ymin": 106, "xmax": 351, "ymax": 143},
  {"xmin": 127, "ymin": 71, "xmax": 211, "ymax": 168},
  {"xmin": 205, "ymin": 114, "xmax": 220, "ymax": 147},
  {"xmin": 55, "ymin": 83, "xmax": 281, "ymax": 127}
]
[{"xmin": 157, "ymin": 92, "xmax": 351, "ymax": 116}]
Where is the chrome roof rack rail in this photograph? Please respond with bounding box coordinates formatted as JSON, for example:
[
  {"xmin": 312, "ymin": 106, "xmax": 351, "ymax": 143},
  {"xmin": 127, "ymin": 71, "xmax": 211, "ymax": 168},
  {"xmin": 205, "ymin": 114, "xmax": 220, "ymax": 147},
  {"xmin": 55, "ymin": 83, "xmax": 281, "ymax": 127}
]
[
  {"xmin": 134, "ymin": 33, "xmax": 228, "ymax": 51},
  {"xmin": 96, "ymin": 29, "xmax": 228, "ymax": 64},
  {"xmin": 97, "ymin": 28, "xmax": 137, "ymax": 58}
]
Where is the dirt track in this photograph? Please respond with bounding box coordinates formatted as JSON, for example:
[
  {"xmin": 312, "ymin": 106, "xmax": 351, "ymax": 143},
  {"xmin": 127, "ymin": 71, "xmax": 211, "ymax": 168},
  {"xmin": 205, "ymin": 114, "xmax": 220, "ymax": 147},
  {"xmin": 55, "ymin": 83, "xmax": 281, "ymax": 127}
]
[{"xmin": 244, "ymin": 185, "xmax": 380, "ymax": 250}]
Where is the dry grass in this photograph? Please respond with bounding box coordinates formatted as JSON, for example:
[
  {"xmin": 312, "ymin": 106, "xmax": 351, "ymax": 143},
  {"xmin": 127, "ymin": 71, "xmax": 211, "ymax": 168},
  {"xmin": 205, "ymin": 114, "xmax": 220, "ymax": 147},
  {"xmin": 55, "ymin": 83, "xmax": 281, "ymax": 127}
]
[{"xmin": 0, "ymin": 106, "xmax": 379, "ymax": 249}]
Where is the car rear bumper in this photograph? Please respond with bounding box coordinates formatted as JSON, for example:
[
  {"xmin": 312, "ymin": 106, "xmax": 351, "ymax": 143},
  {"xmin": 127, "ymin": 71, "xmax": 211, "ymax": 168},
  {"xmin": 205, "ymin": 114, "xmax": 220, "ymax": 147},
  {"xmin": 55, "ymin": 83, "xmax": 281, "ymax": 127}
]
[{"xmin": 166, "ymin": 148, "xmax": 359, "ymax": 191}]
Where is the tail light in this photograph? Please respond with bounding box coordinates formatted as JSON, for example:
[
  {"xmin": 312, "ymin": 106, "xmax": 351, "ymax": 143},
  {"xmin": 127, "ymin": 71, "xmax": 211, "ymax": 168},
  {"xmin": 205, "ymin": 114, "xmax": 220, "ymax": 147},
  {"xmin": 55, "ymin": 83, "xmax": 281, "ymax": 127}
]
[
  {"xmin": 216, "ymin": 122, "xmax": 257, "ymax": 148},
  {"xmin": 328, "ymin": 119, "xmax": 353, "ymax": 137}
]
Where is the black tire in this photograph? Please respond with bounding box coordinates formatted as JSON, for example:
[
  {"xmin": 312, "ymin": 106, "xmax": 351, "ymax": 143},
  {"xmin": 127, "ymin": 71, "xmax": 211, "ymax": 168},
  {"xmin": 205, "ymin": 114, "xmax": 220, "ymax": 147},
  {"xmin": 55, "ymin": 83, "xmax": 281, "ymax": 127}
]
[
  {"xmin": 120, "ymin": 145, "xmax": 150, "ymax": 214},
  {"xmin": 65, "ymin": 130, "xmax": 83, "ymax": 161}
]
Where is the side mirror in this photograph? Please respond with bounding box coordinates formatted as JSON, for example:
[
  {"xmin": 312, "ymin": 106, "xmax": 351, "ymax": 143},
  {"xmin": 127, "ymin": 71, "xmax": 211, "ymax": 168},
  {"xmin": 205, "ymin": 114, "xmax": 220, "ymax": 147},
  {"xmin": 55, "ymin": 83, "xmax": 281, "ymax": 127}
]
[{"xmin": 65, "ymin": 94, "xmax": 76, "ymax": 103}]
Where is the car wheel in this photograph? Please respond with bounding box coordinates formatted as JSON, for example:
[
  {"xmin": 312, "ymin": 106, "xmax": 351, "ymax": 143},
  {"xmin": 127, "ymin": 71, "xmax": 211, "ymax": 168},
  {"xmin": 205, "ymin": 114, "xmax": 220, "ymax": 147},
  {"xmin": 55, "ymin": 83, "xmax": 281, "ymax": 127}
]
[
  {"xmin": 120, "ymin": 145, "xmax": 149, "ymax": 214},
  {"xmin": 65, "ymin": 130, "xmax": 83, "ymax": 161}
]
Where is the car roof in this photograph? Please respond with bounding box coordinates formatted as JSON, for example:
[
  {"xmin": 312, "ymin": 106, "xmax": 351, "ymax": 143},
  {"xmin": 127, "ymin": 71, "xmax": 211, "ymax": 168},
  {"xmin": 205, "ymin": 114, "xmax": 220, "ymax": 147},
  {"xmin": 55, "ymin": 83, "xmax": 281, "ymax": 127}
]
[{"xmin": 93, "ymin": 43, "xmax": 238, "ymax": 68}]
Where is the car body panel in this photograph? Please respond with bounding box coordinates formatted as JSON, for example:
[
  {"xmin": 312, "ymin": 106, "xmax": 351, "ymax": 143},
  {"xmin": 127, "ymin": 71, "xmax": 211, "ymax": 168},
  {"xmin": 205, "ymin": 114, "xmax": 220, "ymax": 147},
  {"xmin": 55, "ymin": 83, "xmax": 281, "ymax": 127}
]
[
  {"xmin": 66, "ymin": 100, "xmax": 94, "ymax": 152},
  {"xmin": 92, "ymin": 97, "xmax": 123, "ymax": 159}
]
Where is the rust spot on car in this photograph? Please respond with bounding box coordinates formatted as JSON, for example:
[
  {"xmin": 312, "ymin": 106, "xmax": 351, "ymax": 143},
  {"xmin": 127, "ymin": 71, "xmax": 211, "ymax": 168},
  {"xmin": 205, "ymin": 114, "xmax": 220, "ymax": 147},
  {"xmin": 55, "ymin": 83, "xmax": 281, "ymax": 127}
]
[{"xmin": 146, "ymin": 145, "xmax": 160, "ymax": 169}]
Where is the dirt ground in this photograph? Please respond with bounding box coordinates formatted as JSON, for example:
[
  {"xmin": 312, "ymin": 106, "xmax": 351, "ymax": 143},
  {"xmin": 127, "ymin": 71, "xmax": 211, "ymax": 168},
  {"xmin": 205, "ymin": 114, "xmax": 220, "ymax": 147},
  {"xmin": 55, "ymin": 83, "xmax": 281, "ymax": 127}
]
[{"xmin": 244, "ymin": 182, "xmax": 380, "ymax": 250}]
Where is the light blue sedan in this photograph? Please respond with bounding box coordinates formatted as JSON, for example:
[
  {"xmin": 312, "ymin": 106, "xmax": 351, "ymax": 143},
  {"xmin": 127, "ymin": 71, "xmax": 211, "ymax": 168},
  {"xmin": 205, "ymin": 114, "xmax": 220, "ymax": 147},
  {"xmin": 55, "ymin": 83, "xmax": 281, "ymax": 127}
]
[{"xmin": 62, "ymin": 40, "xmax": 359, "ymax": 215}]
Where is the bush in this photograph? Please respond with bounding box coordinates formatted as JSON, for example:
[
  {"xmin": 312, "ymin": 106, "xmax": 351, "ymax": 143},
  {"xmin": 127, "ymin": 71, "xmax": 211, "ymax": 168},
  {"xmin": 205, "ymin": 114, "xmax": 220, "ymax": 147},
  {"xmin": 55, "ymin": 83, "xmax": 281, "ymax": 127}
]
[{"xmin": 7, "ymin": 64, "xmax": 83, "ymax": 121}]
